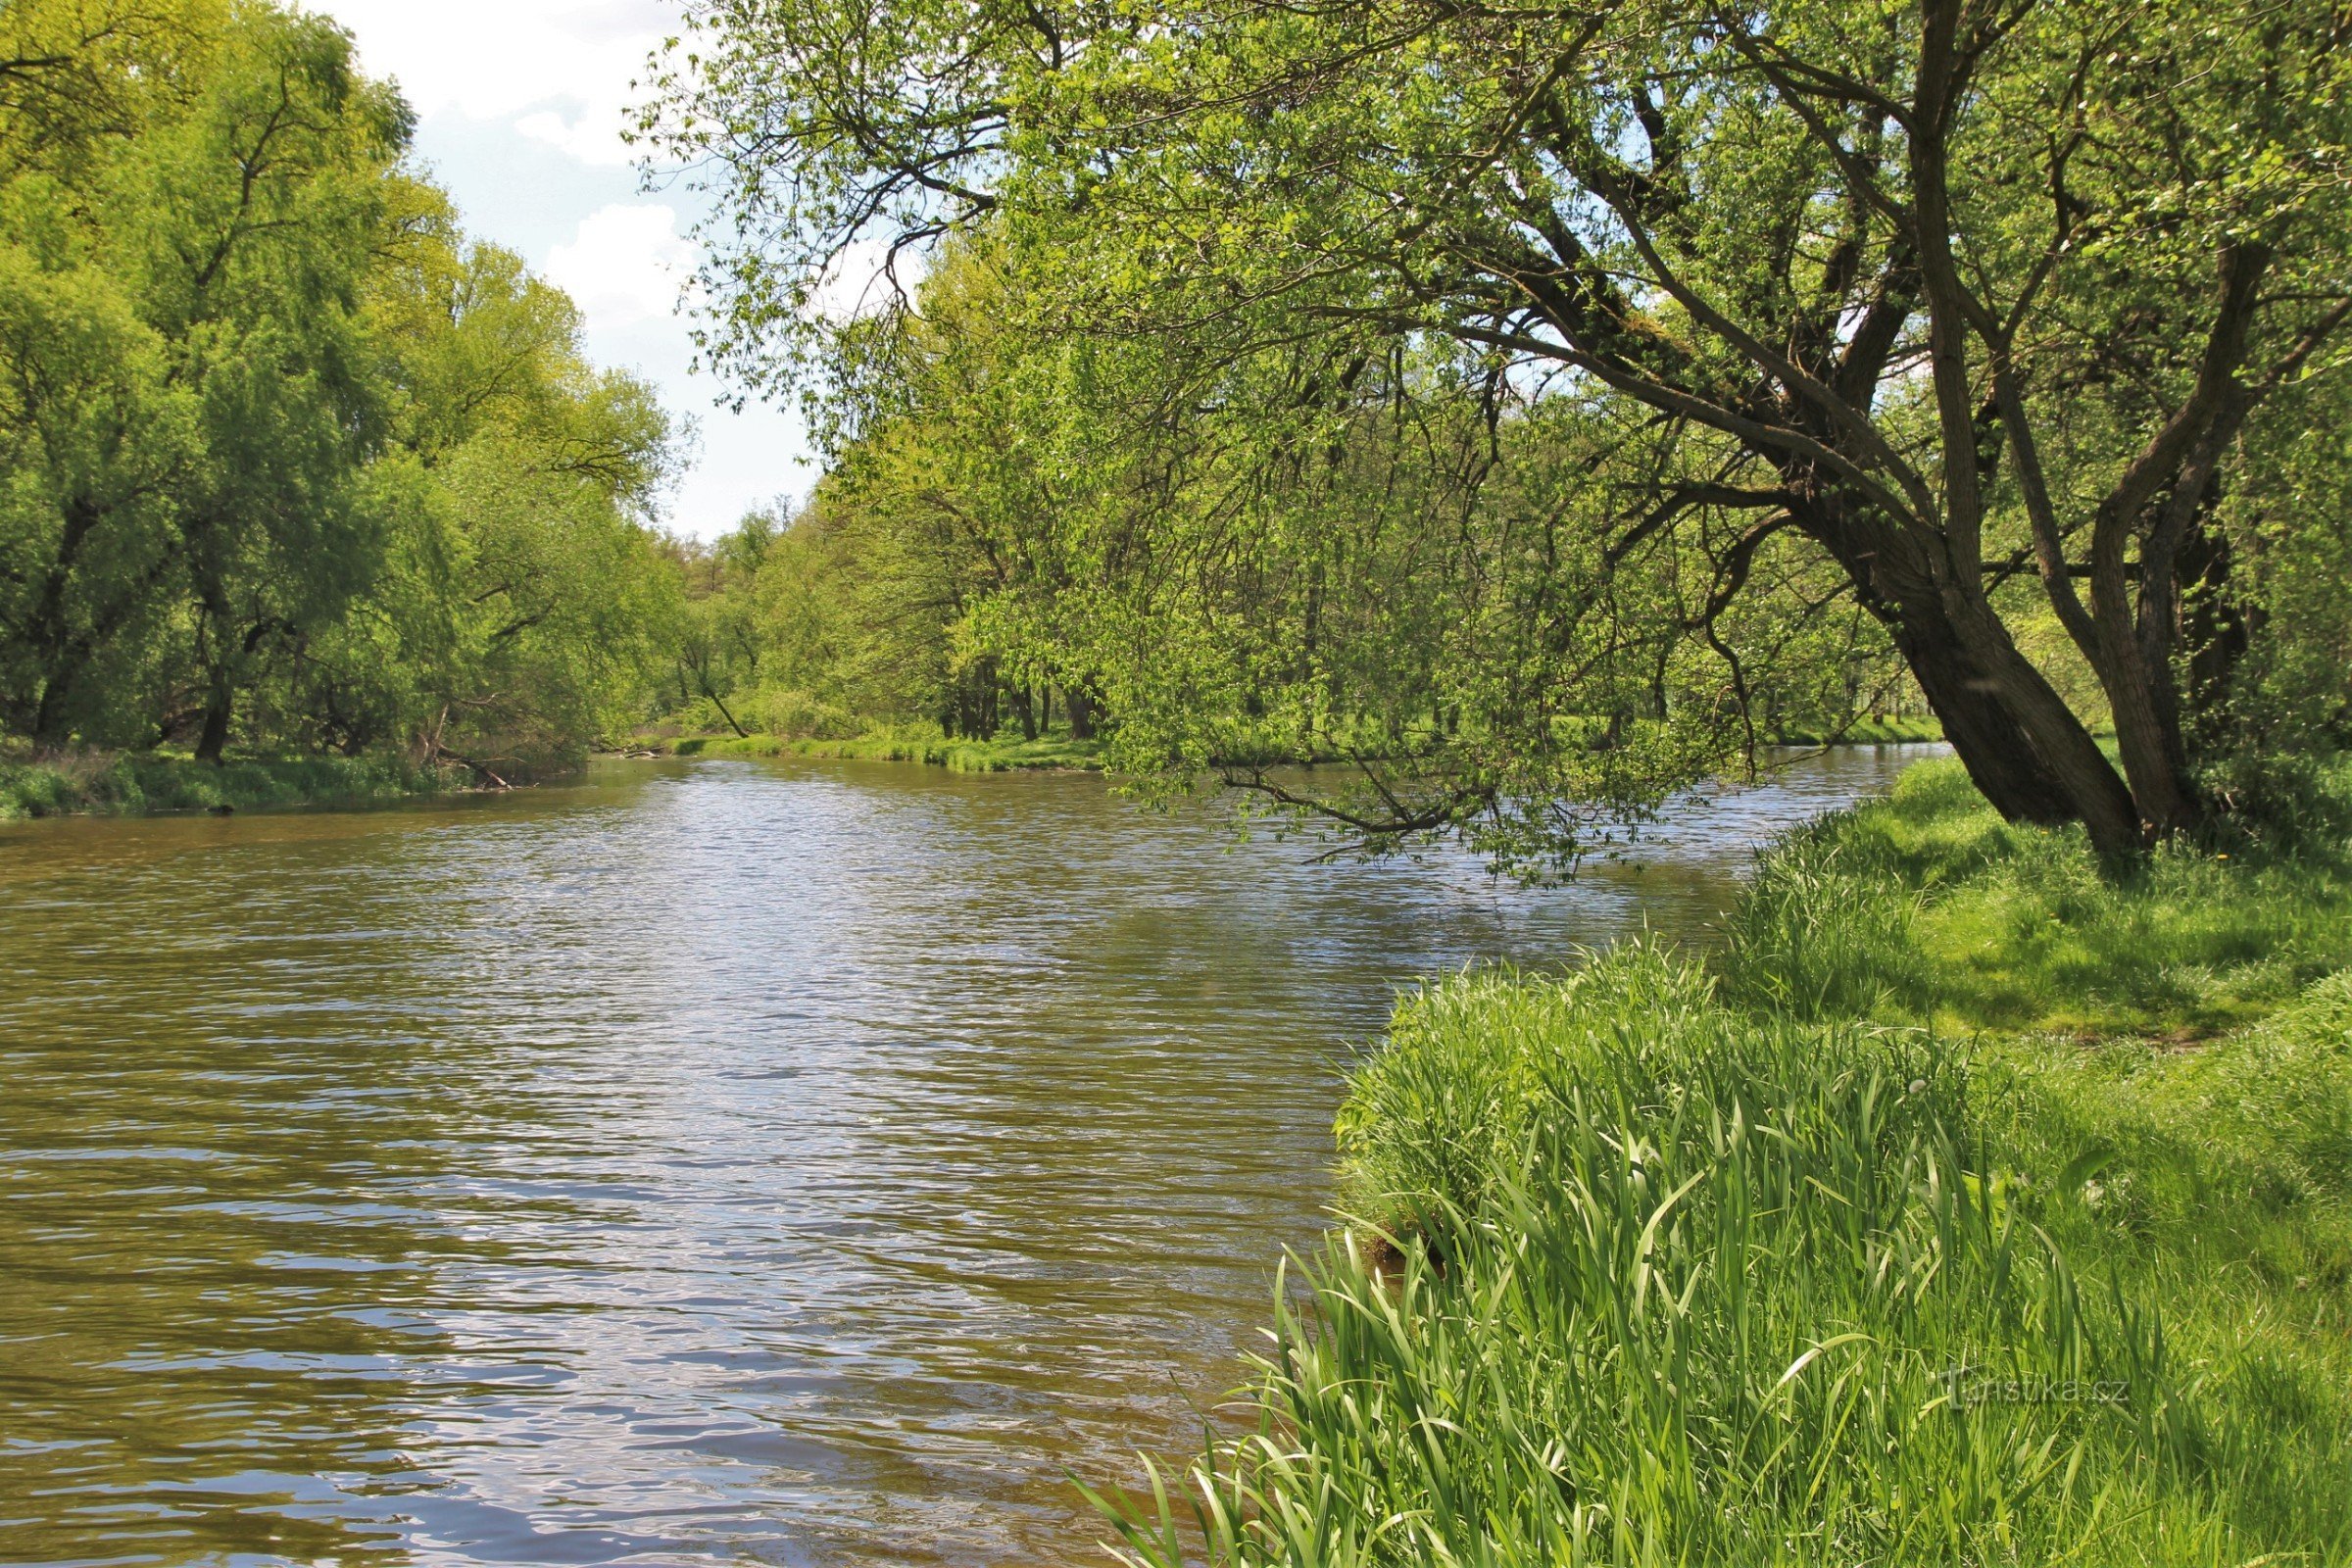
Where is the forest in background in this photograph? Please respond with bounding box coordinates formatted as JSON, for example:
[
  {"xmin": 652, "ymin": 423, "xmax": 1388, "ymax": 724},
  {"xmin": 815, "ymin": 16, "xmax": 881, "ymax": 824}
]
[
  {"xmin": 660, "ymin": 237, "xmax": 1957, "ymax": 766},
  {"xmin": 1, "ymin": 0, "xmax": 681, "ymax": 784},
  {"xmin": 8, "ymin": 0, "xmax": 2349, "ymax": 869}
]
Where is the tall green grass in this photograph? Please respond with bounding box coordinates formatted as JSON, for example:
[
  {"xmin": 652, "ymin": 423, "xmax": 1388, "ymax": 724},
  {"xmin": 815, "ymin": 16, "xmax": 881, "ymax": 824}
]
[{"xmin": 1095, "ymin": 760, "xmax": 2352, "ymax": 1566}]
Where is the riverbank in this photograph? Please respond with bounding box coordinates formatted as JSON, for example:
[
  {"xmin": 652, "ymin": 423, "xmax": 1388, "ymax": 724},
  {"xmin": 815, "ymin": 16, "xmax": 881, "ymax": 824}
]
[
  {"xmin": 629, "ymin": 719, "xmax": 1943, "ymax": 776},
  {"xmin": 630, "ymin": 730, "xmax": 1109, "ymax": 771},
  {"xmin": 1766, "ymin": 713, "xmax": 1943, "ymax": 745},
  {"xmin": 1101, "ymin": 758, "xmax": 2352, "ymax": 1565},
  {"xmin": 0, "ymin": 751, "xmax": 460, "ymax": 819}
]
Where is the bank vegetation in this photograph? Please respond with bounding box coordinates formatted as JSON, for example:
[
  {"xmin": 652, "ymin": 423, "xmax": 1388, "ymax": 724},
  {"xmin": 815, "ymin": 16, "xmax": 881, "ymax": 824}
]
[
  {"xmin": 1096, "ymin": 760, "xmax": 2352, "ymax": 1565},
  {"xmin": 1, "ymin": 0, "xmax": 684, "ymax": 801}
]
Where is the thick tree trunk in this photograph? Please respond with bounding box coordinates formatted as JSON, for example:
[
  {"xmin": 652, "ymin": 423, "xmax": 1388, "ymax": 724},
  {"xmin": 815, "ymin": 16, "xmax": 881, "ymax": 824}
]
[
  {"xmin": 2091, "ymin": 511, "xmax": 2201, "ymax": 839},
  {"xmin": 194, "ymin": 667, "xmax": 232, "ymax": 764},
  {"xmin": 1906, "ymin": 616, "xmax": 2143, "ymax": 861},
  {"xmin": 1886, "ymin": 614, "xmax": 2074, "ymax": 820},
  {"xmin": 1065, "ymin": 683, "xmax": 1099, "ymax": 740},
  {"xmin": 2105, "ymin": 470, "xmax": 2236, "ymax": 839},
  {"xmin": 1805, "ymin": 501, "xmax": 2145, "ymax": 861},
  {"xmin": 31, "ymin": 663, "xmax": 81, "ymax": 746},
  {"xmin": 2092, "ymin": 617, "xmax": 2196, "ymax": 839}
]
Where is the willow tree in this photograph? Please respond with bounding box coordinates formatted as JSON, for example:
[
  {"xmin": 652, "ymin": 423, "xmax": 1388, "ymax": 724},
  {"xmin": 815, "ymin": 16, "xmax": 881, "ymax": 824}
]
[
  {"xmin": 647, "ymin": 0, "xmax": 2351, "ymax": 860},
  {"xmin": 4, "ymin": 0, "xmax": 684, "ymax": 768},
  {"xmin": 1, "ymin": 0, "xmax": 409, "ymax": 756}
]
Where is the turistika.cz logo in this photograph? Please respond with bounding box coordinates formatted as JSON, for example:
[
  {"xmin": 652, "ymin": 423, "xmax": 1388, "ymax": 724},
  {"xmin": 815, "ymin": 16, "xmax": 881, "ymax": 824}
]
[{"xmin": 1938, "ymin": 1367, "xmax": 2129, "ymax": 1407}]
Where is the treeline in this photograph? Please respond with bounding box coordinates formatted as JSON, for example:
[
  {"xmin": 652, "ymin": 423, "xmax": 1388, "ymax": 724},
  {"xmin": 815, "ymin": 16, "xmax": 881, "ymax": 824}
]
[
  {"xmin": 657, "ymin": 489, "xmax": 1110, "ymax": 751},
  {"xmin": 1, "ymin": 0, "xmax": 681, "ymax": 780},
  {"xmin": 663, "ymin": 235, "xmax": 2043, "ymax": 866},
  {"xmin": 665, "ymin": 243, "xmax": 1932, "ymax": 827},
  {"xmin": 646, "ymin": 0, "xmax": 2352, "ymax": 865}
]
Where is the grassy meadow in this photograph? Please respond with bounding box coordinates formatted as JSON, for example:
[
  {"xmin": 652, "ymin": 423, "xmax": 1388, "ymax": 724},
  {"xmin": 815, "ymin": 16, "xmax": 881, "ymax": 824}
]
[{"xmin": 1097, "ymin": 760, "xmax": 2352, "ymax": 1566}]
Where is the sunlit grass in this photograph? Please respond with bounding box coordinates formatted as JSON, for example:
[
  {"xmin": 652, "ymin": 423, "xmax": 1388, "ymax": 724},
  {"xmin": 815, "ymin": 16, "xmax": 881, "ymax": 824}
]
[
  {"xmin": 1719, "ymin": 760, "xmax": 2352, "ymax": 1036},
  {"xmin": 1093, "ymin": 760, "xmax": 2352, "ymax": 1566}
]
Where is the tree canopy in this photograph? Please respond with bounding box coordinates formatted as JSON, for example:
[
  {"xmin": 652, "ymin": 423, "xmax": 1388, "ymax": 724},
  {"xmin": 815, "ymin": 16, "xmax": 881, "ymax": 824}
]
[
  {"xmin": 645, "ymin": 0, "xmax": 2352, "ymax": 862},
  {"xmin": 1, "ymin": 0, "xmax": 685, "ymax": 776}
]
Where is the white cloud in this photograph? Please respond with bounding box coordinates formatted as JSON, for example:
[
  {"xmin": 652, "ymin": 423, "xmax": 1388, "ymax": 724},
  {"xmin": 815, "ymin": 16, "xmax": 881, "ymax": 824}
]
[
  {"xmin": 307, "ymin": 0, "xmax": 670, "ymax": 125},
  {"xmin": 811, "ymin": 239, "xmax": 926, "ymax": 326},
  {"xmin": 514, "ymin": 107, "xmax": 635, "ymax": 168},
  {"xmin": 544, "ymin": 204, "xmax": 696, "ymax": 332},
  {"xmin": 307, "ymin": 2, "xmax": 818, "ymax": 536}
]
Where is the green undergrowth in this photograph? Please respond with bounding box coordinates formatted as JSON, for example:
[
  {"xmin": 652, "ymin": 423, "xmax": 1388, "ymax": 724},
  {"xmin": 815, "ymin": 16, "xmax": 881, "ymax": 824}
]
[
  {"xmin": 1097, "ymin": 758, "xmax": 2352, "ymax": 1566},
  {"xmin": 639, "ymin": 723, "xmax": 1938, "ymax": 779},
  {"xmin": 635, "ymin": 728, "xmax": 1108, "ymax": 771},
  {"xmin": 1766, "ymin": 714, "xmax": 1945, "ymax": 745},
  {"xmin": 1719, "ymin": 759, "xmax": 2352, "ymax": 1036},
  {"xmin": 0, "ymin": 750, "xmax": 454, "ymax": 819}
]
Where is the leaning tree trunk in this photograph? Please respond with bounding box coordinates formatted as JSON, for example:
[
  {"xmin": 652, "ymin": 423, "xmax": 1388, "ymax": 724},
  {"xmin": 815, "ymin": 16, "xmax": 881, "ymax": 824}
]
[
  {"xmin": 1804, "ymin": 499, "xmax": 2148, "ymax": 862},
  {"xmin": 1887, "ymin": 589, "xmax": 2144, "ymax": 862}
]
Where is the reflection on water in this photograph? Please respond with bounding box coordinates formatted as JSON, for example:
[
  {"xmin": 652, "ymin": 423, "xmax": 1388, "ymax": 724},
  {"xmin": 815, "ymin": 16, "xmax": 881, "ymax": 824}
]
[{"xmin": 0, "ymin": 747, "xmax": 1935, "ymax": 1565}]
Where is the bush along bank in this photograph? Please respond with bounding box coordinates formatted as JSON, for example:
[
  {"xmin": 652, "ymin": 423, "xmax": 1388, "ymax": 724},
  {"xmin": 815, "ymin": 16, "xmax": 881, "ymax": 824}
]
[
  {"xmin": 0, "ymin": 752, "xmax": 464, "ymax": 819},
  {"xmin": 1094, "ymin": 760, "xmax": 2352, "ymax": 1566},
  {"xmin": 634, "ymin": 729, "xmax": 1109, "ymax": 772}
]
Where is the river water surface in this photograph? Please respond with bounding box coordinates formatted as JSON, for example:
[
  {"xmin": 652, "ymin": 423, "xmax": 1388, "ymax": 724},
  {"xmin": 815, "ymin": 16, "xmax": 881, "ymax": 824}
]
[{"xmin": 0, "ymin": 748, "xmax": 1931, "ymax": 1566}]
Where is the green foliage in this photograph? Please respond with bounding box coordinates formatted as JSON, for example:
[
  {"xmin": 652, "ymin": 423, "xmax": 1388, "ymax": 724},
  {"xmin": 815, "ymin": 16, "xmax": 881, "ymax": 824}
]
[
  {"xmin": 648, "ymin": 0, "xmax": 2352, "ymax": 862},
  {"xmin": 0, "ymin": 0, "xmax": 682, "ymax": 778},
  {"xmin": 660, "ymin": 728, "xmax": 1105, "ymax": 772},
  {"xmin": 653, "ymin": 387, "xmax": 1128, "ymax": 755},
  {"xmin": 1099, "ymin": 778, "xmax": 2352, "ymax": 1566},
  {"xmin": 662, "ymin": 243, "xmax": 1923, "ymax": 865},
  {"xmin": 0, "ymin": 748, "xmax": 446, "ymax": 818}
]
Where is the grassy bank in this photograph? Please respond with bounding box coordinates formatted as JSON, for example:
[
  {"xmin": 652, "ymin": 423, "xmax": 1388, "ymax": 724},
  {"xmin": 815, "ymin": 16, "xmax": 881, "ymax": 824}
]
[
  {"xmin": 1099, "ymin": 760, "xmax": 2352, "ymax": 1565},
  {"xmin": 1765, "ymin": 714, "xmax": 1945, "ymax": 745},
  {"xmin": 678, "ymin": 730, "xmax": 1105, "ymax": 771},
  {"xmin": 0, "ymin": 750, "xmax": 458, "ymax": 819},
  {"xmin": 635, "ymin": 723, "xmax": 1940, "ymax": 775},
  {"xmin": 624, "ymin": 728, "xmax": 1108, "ymax": 772}
]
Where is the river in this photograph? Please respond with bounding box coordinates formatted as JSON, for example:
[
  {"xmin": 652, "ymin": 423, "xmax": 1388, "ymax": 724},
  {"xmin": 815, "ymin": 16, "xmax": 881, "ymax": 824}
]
[{"xmin": 0, "ymin": 747, "xmax": 1933, "ymax": 1566}]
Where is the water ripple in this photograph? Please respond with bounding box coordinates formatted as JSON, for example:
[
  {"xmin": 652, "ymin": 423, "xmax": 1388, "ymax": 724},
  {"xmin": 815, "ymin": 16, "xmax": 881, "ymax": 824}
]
[{"xmin": 0, "ymin": 749, "xmax": 1933, "ymax": 1565}]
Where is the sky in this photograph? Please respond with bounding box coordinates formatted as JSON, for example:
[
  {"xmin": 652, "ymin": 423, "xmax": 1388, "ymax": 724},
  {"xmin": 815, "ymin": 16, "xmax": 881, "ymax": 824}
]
[{"xmin": 308, "ymin": 0, "xmax": 808, "ymax": 539}]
